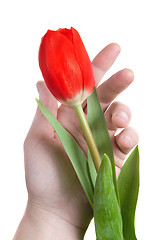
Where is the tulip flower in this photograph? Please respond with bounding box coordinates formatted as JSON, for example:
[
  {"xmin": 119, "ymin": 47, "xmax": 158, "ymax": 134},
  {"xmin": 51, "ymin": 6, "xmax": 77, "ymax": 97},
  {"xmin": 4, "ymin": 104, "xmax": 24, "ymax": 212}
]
[
  {"xmin": 39, "ymin": 27, "xmax": 101, "ymax": 172},
  {"xmin": 37, "ymin": 27, "xmax": 139, "ymax": 239},
  {"xmin": 39, "ymin": 27, "xmax": 95, "ymax": 106}
]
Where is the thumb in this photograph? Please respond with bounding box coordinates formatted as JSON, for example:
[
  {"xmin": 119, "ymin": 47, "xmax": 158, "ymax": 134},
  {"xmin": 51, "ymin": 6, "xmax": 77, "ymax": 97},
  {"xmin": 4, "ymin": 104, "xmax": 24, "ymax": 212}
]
[
  {"xmin": 36, "ymin": 81, "xmax": 58, "ymax": 118},
  {"xmin": 25, "ymin": 81, "xmax": 58, "ymax": 141}
]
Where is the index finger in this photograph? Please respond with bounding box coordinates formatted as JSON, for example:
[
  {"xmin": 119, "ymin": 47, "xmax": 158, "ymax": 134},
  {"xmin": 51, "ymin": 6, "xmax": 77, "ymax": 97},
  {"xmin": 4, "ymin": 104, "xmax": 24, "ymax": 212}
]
[
  {"xmin": 97, "ymin": 69, "xmax": 134, "ymax": 112},
  {"xmin": 92, "ymin": 43, "xmax": 121, "ymax": 86},
  {"xmin": 82, "ymin": 43, "xmax": 121, "ymax": 110}
]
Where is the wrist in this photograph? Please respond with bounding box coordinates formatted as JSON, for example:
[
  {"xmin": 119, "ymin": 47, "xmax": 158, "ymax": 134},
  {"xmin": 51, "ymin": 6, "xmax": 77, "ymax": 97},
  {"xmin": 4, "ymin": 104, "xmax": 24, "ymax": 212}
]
[{"xmin": 13, "ymin": 200, "xmax": 85, "ymax": 240}]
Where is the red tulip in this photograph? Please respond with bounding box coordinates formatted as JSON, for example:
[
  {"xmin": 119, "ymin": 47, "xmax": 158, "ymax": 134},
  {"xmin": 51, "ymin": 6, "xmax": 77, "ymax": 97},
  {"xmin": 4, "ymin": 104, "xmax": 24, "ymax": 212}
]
[{"xmin": 39, "ymin": 27, "xmax": 95, "ymax": 106}]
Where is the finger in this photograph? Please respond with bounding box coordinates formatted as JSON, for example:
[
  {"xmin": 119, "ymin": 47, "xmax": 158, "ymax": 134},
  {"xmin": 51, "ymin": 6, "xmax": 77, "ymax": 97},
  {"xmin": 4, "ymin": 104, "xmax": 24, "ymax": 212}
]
[
  {"xmin": 97, "ymin": 68, "xmax": 134, "ymax": 112},
  {"xmin": 116, "ymin": 127, "xmax": 139, "ymax": 154},
  {"xmin": 105, "ymin": 101, "xmax": 131, "ymax": 131},
  {"xmin": 82, "ymin": 43, "xmax": 120, "ymax": 110},
  {"xmin": 92, "ymin": 43, "xmax": 121, "ymax": 86},
  {"xmin": 114, "ymin": 127, "xmax": 139, "ymax": 171}
]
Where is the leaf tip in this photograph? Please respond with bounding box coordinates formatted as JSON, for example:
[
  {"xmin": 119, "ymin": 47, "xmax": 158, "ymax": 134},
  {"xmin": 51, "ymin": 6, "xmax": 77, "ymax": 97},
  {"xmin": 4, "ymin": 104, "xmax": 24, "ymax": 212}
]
[
  {"xmin": 35, "ymin": 98, "xmax": 39, "ymax": 103},
  {"xmin": 103, "ymin": 153, "xmax": 110, "ymax": 162}
]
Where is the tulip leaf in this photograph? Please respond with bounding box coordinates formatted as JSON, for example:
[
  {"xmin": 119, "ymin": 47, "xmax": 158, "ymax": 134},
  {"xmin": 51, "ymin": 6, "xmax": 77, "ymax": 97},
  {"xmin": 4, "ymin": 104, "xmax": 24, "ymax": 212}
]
[
  {"xmin": 118, "ymin": 145, "xmax": 140, "ymax": 240},
  {"xmin": 94, "ymin": 154, "xmax": 124, "ymax": 240},
  {"xmin": 87, "ymin": 88, "xmax": 119, "ymax": 200},
  {"xmin": 36, "ymin": 98, "xmax": 94, "ymax": 207}
]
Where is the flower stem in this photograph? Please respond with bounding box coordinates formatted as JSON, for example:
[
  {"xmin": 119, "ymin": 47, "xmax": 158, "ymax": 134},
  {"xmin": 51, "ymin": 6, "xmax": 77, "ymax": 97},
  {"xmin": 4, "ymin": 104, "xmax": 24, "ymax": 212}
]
[{"xmin": 74, "ymin": 104, "xmax": 101, "ymax": 172}]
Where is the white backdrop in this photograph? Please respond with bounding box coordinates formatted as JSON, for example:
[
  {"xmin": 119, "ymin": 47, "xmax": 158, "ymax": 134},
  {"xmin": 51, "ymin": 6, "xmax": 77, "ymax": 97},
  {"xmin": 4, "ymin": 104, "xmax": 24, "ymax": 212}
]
[{"xmin": 0, "ymin": 0, "xmax": 161, "ymax": 239}]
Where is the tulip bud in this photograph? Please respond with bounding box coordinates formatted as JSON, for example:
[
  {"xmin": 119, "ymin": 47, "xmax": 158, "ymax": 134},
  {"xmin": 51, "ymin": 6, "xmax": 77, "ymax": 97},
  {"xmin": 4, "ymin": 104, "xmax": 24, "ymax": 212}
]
[{"xmin": 39, "ymin": 27, "xmax": 95, "ymax": 106}]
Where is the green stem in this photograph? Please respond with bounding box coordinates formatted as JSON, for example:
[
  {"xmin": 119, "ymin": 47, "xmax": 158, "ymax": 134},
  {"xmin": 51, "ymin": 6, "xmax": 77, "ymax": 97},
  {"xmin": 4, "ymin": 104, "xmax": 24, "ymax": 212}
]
[{"xmin": 74, "ymin": 104, "xmax": 101, "ymax": 172}]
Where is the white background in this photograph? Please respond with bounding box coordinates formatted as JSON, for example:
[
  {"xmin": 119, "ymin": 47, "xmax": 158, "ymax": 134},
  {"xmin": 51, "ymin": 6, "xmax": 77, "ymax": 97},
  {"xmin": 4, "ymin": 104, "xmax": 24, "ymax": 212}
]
[{"xmin": 0, "ymin": 0, "xmax": 161, "ymax": 239}]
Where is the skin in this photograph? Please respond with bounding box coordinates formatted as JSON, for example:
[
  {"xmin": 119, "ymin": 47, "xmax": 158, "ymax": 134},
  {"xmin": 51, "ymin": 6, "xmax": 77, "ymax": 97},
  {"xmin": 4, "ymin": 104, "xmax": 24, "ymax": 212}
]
[{"xmin": 13, "ymin": 43, "xmax": 139, "ymax": 240}]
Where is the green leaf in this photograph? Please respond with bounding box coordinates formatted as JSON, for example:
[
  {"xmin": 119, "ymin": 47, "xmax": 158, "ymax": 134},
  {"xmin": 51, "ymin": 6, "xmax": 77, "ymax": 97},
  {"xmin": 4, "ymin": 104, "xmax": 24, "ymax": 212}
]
[
  {"xmin": 118, "ymin": 145, "xmax": 140, "ymax": 240},
  {"xmin": 94, "ymin": 154, "xmax": 124, "ymax": 240},
  {"xmin": 36, "ymin": 98, "xmax": 94, "ymax": 207},
  {"xmin": 87, "ymin": 88, "xmax": 119, "ymax": 200}
]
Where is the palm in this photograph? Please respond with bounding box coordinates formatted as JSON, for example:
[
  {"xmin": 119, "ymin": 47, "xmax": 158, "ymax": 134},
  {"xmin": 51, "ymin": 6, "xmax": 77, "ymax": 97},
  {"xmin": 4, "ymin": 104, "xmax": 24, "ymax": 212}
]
[
  {"xmin": 25, "ymin": 105, "xmax": 93, "ymax": 229},
  {"xmin": 24, "ymin": 43, "xmax": 138, "ymax": 230}
]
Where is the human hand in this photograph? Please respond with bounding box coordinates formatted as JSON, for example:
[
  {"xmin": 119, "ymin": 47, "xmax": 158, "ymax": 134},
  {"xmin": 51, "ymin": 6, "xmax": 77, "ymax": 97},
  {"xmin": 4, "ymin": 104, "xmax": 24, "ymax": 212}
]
[{"xmin": 14, "ymin": 43, "xmax": 138, "ymax": 240}]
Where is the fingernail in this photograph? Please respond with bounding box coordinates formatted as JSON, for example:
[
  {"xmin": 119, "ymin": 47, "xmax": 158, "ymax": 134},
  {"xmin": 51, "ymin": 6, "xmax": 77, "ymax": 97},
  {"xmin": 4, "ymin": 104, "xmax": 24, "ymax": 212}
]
[
  {"xmin": 119, "ymin": 111, "xmax": 129, "ymax": 122},
  {"xmin": 113, "ymin": 111, "xmax": 129, "ymax": 123},
  {"xmin": 123, "ymin": 135, "xmax": 133, "ymax": 148}
]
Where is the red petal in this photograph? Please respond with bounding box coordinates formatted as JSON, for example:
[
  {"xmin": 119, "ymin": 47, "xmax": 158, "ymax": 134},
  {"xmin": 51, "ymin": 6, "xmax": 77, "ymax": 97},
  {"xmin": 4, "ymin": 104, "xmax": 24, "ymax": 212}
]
[
  {"xmin": 58, "ymin": 28, "xmax": 73, "ymax": 42},
  {"xmin": 39, "ymin": 30, "xmax": 83, "ymax": 102},
  {"xmin": 71, "ymin": 27, "xmax": 95, "ymax": 94}
]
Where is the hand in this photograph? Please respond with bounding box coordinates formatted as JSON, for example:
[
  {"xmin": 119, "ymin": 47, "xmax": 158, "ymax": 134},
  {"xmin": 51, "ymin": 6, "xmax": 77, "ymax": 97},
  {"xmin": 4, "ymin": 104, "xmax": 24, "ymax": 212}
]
[{"xmin": 14, "ymin": 43, "xmax": 139, "ymax": 240}]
